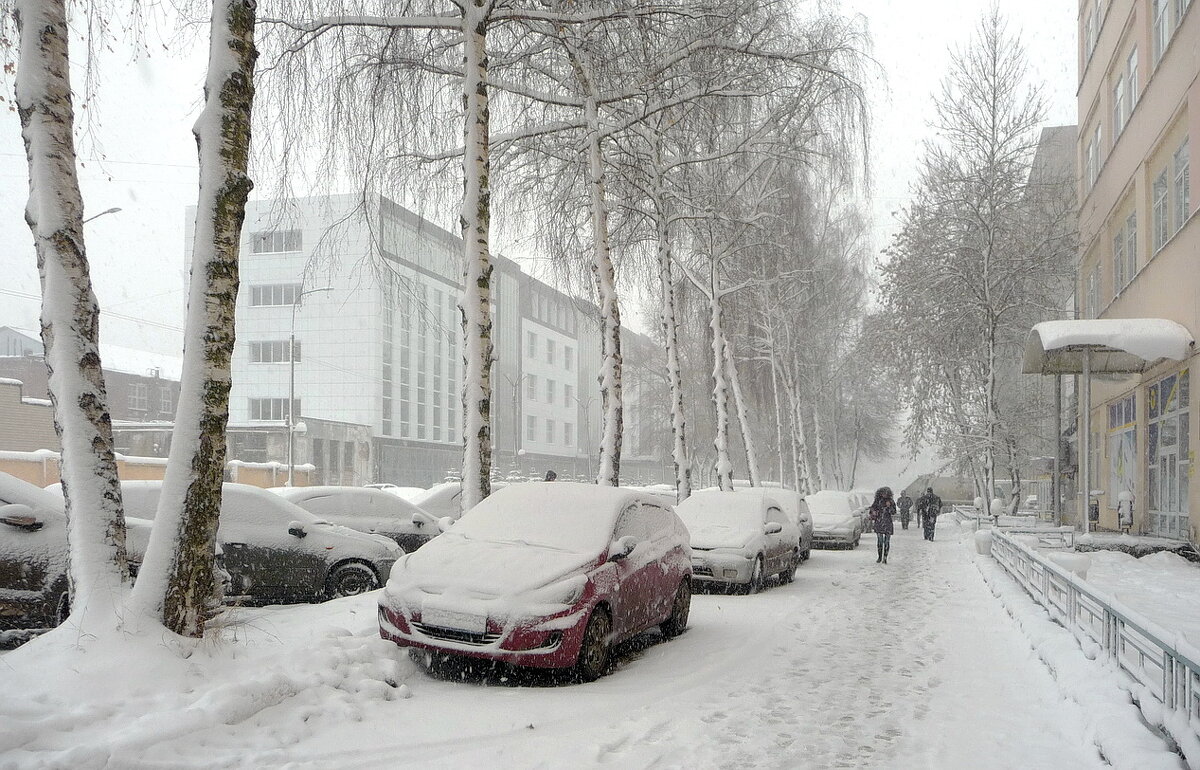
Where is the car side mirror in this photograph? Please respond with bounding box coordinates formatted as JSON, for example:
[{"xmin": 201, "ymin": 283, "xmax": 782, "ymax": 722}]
[
  {"xmin": 764, "ymin": 522, "xmax": 783, "ymax": 535},
  {"xmin": 608, "ymin": 535, "xmax": 639, "ymax": 562},
  {"xmin": 0, "ymin": 504, "xmax": 40, "ymax": 531},
  {"xmin": 287, "ymin": 522, "xmax": 307, "ymax": 538}
]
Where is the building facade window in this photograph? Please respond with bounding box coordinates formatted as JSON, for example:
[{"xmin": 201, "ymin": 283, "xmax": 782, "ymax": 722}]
[
  {"xmin": 1128, "ymin": 47, "xmax": 1139, "ymax": 110},
  {"xmin": 564, "ymin": 383, "xmax": 573, "ymax": 407},
  {"xmin": 1113, "ymin": 212, "xmax": 1137, "ymax": 296},
  {"xmin": 1085, "ymin": 126, "xmax": 1101, "ymax": 191},
  {"xmin": 128, "ymin": 383, "xmax": 148, "ymax": 411},
  {"xmin": 249, "ymin": 229, "xmax": 302, "ymax": 254},
  {"xmin": 546, "ymin": 338, "xmax": 555, "ymax": 365},
  {"xmin": 527, "ymin": 331, "xmax": 536, "ymax": 357},
  {"xmin": 1148, "ymin": 369, "xmax": 1190, "ymax": 537},
  {"xmin": 249, "ymin": 398, "xmax": 298, "ymax": 421},
  {"xmin": 1113, "ymin": 75, "xmax": 1127, "ymax": 139},
  {"xmin": 563, "ymin": 422, "xmax": 573, "ymax": 447},
  {"xmin": 160, "ymin": 386, "xmax": 173, "ymax": 414},
  {"xmin": 527, "ymin": 374, "xmax": 537, "ymax": 400},
  {"xmin": 1153, "ymin": 169, "xmax": 1170, "ymax": 252},
  {"xmin": 1086, "ymin": 264, "xmax": 1100, "ymax": 318},
  {"xmin": 1083, "ymin": 3, "xmax": 1100, "ymax": 63},
  {"xmin": 545, "ymin": 418, "xmax": 554, "ymax": 444},
  {"xmin": 1154, "ymin": 0, "xmax": 1171, "ymax": 63},
  {"xmin": 1174, "ymin": 137, "xmax": 1190, "ymax": 231},
  {"xmin": 249, "ymin": 340, "xmax": 300, "ymax": 363},
  {"xmin": 249, "ymin": 283, "xmax": 302, "ymax": 307},
  {"xmin": 546, "ymin": 378, "xmax": 555, "ymax": 404},
  {"xmin": 526, "ymin": 415, "xmax": 536, "ymax": 442},
  {"xmin": 564, "ymin": 346, "xmax": 573, "ymax": 371},
  {"xmin": 1107, "ymin": 393, "xmax": 1137, "ymax": 511}
]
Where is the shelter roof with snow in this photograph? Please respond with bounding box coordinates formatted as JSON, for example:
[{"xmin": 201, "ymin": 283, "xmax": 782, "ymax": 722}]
[{"xmin": 1023, "ymin": 319, "xmax": 1194, "ymax": 374}]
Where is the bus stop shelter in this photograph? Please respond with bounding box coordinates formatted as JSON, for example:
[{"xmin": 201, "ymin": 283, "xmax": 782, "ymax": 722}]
[{"xmin": 1023, "ymin": 318, "xmax": 1194, "ymax": 532}]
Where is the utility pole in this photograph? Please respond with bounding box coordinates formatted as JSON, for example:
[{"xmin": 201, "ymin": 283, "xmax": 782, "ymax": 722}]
[{"xmin": 287, "ymin": 285, "xmax": 332, "ymax": 486}]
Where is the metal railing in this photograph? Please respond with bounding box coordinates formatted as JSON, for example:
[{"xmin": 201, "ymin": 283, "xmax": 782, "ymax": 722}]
[{"xmin": 990, "ymin": 529, "xmax": 1200, "ymax": 742}]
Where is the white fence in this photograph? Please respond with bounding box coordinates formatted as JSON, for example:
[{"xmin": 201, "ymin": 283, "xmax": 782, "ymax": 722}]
[{"xmin": 990, "ymin": 529, "xmax": 1200, "ymax": 745}]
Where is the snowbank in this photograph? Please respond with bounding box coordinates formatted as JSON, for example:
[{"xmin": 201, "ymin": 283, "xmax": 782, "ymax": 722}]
[
  {"xmin": 976, "ymin": 556, "xmax": 1184, "ymax": 769},
  {"xmin": 0, "ymin": 598, "xmax": 416, "ymax": 766}
]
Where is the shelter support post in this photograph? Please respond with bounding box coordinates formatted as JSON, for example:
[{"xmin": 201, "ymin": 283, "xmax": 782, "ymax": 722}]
[{"xmin": 1081, "ymin": 348, "xmax": 1091, "ymax": 535}]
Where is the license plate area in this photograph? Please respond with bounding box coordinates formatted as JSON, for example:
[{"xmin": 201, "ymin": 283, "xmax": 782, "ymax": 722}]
[{"xmin": 421, "ymin": 604, "xmax": 487, "ymax": 633}]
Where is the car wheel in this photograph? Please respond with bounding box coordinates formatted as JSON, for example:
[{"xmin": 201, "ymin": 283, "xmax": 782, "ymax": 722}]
[
  {"xmin": 745, "ymin": 556, "xmax": 765, "ymax": 593},
  {"xmin": 779, "ymin": 554, "xmax": 798, "ymax": 584},
  {"xmin": 575, "ymin": 607, "xmax": 612, "ymax": 682},
  {"xmin": 325, "ymin": 562, "xmax": 380, "ymax": 599},
  {"xmin": 660, "ymin": 581, "xmax": 691, "ymax": 639}
]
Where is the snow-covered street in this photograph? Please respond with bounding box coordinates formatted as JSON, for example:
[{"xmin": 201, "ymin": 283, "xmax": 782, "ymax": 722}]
[{"xmin": 2, "ymin": 521, "xmax": 1142, "ymax": 769}]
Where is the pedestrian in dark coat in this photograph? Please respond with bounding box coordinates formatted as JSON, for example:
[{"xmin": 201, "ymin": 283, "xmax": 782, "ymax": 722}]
[
  {"xmin": 897, "ymin": 492, "xmax": 914, "ymax": 529},
  {"xmin": 868, "ymin": 487, "xmax": 896, "ymax": 564},
  {"xmin": 917, "ymin": 487, "xmax": 942, "ymax": 541}
]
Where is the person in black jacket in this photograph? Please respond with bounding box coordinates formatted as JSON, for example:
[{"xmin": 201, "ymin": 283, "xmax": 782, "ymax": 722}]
[
  {"xmin": 868, "ymin": 487, "xmax": 896, "ymax": 564},
  {"xmin": 897, "ymin": 492, "xmax": 914, "ymax": 529},
  {"xmin": 917, "ymin": 487, "xmax": 942, "ymax": 541}
]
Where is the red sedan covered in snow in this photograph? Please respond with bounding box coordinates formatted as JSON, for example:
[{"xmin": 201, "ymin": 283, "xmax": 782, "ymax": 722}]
[{"xmin": 378, "ymin": 483, "xmax": 692, "ymax": 681}]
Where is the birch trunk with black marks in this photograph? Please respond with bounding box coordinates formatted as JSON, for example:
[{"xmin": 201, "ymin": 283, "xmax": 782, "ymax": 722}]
[
  {"xmin": 15, "ymin": 0, "xmax": 130, "ymax": 626},
  {"xmin": 654, "ymin": 199, "xmax": 690, "ymax": 502},
  {"xmin": 708, "ymin": 280, "xmax": 734, "ymax": 491},
  {"xmin": 725, "ymin": 342, "xmax": 760, "ymax": 487},
  {"xmin": 132, "ymin": 0, "xmax": 257, "ymax": 637},
  {"xmin": 585, "ymin": 96, "xmax": 623, "ymax": 487}
]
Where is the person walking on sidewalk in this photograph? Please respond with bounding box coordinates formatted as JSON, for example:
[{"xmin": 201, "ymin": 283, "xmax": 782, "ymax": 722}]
[
  {"xmin": 897, "ymin": 491, "xmax": 913, "ymax": 530},
  {"xmin": 917, "ymin": 487, "xmax": 942, "ymax": 541},
  {"xmin": 868, "ymin": 487, "xmax": 896, "ymax": 564}
]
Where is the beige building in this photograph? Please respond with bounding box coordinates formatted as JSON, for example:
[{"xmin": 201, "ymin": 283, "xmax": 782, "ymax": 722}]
[{"xmin": 1077, "ymin": 0, "xmax": 1199, "ymax": 540}]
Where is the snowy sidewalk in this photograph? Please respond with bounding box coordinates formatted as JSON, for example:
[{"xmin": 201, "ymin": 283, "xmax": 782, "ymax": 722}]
[{"xmin": 1, "ymin": 523, "xmax": 1172, "ymax": 769}]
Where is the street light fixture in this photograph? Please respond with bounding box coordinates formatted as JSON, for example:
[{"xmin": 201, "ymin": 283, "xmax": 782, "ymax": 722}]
[
  {"xmin": 286, "ymin": 285, "xmax": 333, "ymax": 486},
  {"xmin": 82, "ymin": 207, "xmax": 122, "ymax": 224}
]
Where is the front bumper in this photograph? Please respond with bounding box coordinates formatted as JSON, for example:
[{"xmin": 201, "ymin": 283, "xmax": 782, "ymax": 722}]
[
  {"xmin": 377, "ymin": 599, "xmax": 589, "ymax": 670},
  {"xmin": 690, "ymin": 550, "xmax": 754, "ymax": 585},
  {"xmin": 812, "ymin": 530, "xmax": 856, "ymax": 547}
]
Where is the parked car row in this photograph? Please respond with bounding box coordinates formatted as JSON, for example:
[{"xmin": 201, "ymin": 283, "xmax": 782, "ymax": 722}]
[{"xmin": 3, "ymin": 470, "xmax": 865, "ymax": 681}]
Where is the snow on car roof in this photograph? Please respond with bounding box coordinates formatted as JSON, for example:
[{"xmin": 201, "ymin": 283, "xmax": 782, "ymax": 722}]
[
  {"xmin": 806, "ymin": 490, "xmax": 854, "ymax": 516},
  {"xmin": 451, "ymin": 482, "xmax": 643, "ymax": 554},
  {"xmin": 121, "ymin": 481, "xmax": 322, "ymax": 525},
  {"xmin": 676, "ymin": 490, "xmax": 766, "ymax": 528}
]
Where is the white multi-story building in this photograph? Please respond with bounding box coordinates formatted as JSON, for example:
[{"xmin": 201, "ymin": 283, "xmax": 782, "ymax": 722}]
[{"xmin": 187, "ymin": 193, "xmax": 669, "ymax": 487}]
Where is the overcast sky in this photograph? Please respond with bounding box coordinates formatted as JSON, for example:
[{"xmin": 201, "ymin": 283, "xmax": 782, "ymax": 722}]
[{"xmin": 0, "ymin": 0, "xmax": 1077, "ymax": 487}]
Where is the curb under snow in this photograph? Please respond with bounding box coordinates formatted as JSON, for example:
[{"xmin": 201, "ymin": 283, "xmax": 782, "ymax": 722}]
[{"xmin": 972, "ymin": 548, "xmax": 1189, "ymax": 770}]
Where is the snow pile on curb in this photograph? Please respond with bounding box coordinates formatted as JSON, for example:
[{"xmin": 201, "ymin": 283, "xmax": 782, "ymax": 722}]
[
  {"xmin": 973, "ymin": 554, "xmax": 1185, "ymax": 769},
  {"xmin": 0, "ymin": 600, "xmax": 415, "ymax": 766}
]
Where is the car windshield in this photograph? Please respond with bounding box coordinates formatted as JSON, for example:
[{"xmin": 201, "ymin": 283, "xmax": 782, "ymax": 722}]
[
  {"xmin": 677, "ymin": 494, "xmax": 762, "ymax": 530},
  {"xmin": 448, "ymin": 484, "xmax": 624, "ymax": 555}
]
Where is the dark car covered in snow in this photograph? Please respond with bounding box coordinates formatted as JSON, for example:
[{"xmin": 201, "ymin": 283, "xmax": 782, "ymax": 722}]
[
  {"xmin": 0, "ymin": 472, "xmax": 71, "ymax": 632},
  {"xmin": 378, "ymin": 483, "xmax": 692, "ymax": 681},
  {"xmin": 121, "ymin": 481, "xmax": 402, "ymax": 604},
  {"xmin": 271, "ymin": 486, "xmax": 441, "ymax": 553}
]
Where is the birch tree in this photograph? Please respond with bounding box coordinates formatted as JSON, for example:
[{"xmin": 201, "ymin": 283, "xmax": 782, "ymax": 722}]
[
  {"xmin": 10, "ymin": 0, "xmax": 132, "ymax": 630},
  {"xmin": 878, "ymin": 11, "xmax": 1074, "ymax": 498},
  {"xmin": 131, "ymin": 0, "xmax": 258, "ymax": 637}
]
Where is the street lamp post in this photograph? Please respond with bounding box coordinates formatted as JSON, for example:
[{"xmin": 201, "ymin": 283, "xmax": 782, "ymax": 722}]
[{"xmin": 287, "ymin": 286, "xmax": 333, "ymax": 486}]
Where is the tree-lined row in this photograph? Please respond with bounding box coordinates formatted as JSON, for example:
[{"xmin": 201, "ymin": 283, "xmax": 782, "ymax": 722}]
[{"xmin": 4, "ymin": 0, "xmax": 881, "ymax": 644}]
